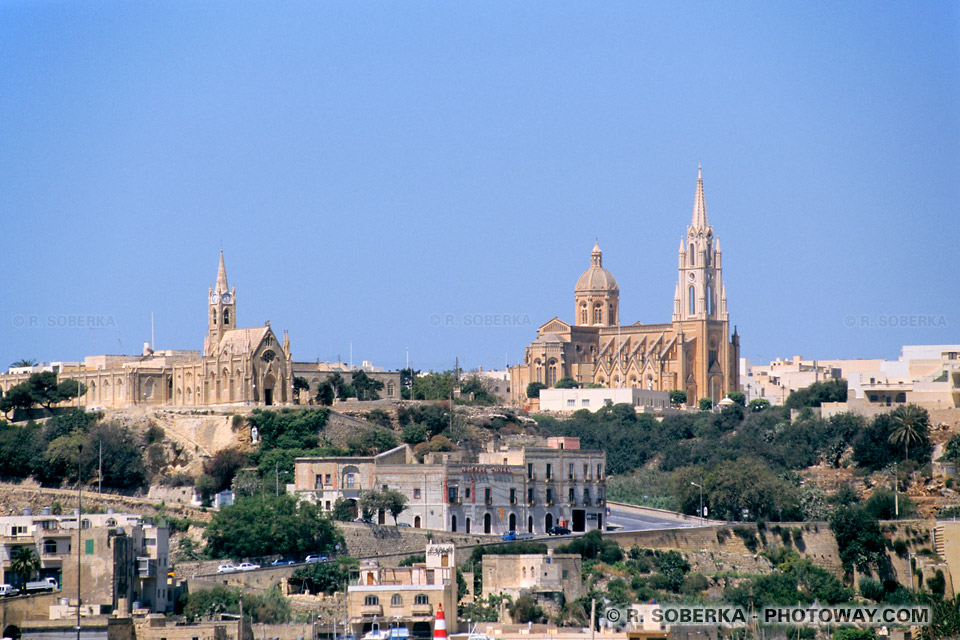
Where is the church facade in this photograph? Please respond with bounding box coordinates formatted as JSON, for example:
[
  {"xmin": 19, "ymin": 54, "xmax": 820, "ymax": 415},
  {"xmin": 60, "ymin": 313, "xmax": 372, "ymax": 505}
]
[
  {"xmin": 509, "ymin": 168, "xmax": 740, "ymax": 407},
  {"xmin": 0, "ymin": 252, "xmax": 294, "ymax": 409}
]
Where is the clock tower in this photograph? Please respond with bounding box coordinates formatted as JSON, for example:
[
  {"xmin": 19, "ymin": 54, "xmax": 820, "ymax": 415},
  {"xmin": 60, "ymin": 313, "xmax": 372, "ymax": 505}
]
[{"xmin": 207, "ymin": 250, "xmax": 237, "ymax": 354}]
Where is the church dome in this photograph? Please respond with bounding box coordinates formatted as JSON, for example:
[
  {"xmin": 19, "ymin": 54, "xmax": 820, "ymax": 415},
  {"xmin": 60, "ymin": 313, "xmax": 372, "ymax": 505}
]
[{"xmin": 575, "ymin": 242, "xmax": 619, "ymax": 292}]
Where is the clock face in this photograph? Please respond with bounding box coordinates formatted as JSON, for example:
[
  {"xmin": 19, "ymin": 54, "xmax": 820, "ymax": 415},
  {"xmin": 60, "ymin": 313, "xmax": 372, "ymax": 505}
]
[
  {"xmin": 221, "ymin": 293, "xmax": 233, "ymax": 304},
  {"xmin": 210, "ymin": 293, "xmax": 219, "ymax": 304}
]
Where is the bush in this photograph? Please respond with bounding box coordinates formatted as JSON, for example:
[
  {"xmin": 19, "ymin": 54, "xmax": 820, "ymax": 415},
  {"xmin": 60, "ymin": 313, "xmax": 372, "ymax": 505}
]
[{"xmin": 698, "ymin": 397, "xmax": 713, "ymax": 411}]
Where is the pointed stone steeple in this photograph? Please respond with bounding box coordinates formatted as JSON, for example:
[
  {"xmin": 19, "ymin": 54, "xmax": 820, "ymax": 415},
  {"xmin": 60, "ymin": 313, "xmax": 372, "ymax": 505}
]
[
  {"xmin": 691, "ymin": 164, "xmax": 708, "ymax": 231},
  {"xmin": 591, "ymin": 240, "xmax": 603, "ymax": 268},
  {"xmin": 216, "ymin": 250, "xmax": 229, "ymax": 293}
]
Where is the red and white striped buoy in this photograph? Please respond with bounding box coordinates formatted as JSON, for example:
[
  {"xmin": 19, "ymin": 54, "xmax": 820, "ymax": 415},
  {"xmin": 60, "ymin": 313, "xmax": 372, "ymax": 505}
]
[{"xmin": 433, "ymin": 603, "xmax": 447, "ymax": 639}]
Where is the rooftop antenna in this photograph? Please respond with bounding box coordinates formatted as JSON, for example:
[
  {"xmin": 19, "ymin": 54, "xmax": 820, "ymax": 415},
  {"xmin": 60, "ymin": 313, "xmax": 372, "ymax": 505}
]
[{"xmin": 151, "ymin": 311, "xmax": 155, "ymax": 351}]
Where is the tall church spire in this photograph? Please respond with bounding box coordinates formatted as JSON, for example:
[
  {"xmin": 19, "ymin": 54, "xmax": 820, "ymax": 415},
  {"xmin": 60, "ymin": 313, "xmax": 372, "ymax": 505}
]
[
  {"xmin": 216, "ymin": 250, "xmax": 229, "ymax": 293},
  {"xmin": 591, "ymin": 240, "xmax": 603, "ymax": 268},
  {"xmin": 691, "ymin": 165, "xmax": 708, "ymax": 231}
]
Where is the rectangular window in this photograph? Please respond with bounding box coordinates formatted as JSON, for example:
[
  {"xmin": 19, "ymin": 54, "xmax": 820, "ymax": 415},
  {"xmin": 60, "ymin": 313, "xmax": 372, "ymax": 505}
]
[
  {"xmin": 414, "ymin": 488, "xmax": 421, "ymax": 499},
  {"xmin": 568, "ymin": 488, "xmax": 575, "ymax": 501},
  {"xmin": 546, "ymin": 488, "xmax": 553, "ymax": 504},
  {"xmin": 510, "ymin": 488, "xmax": 517, "ymax": 505},
  {"xmin": 562, "ymin": 570, "xmax": 568, "ymax": 579},
  {"xmin": 583, "ymin": 488, "xmax": 591, "ymax": 503},
  {"xmin": 597, "ymin": 464, "xmax": 603, "ymax": 479},
  {"xmin": 324, "ymin": 474, "xmax": 331, "ymax": 485},
  {"xmin": 583, "ymin": 463, "xmax": 588, "ymax": 477},
  {"xmin": 581, "ymin": 399, "xmax": 590, "ymax": 406},
  {"xmin": 527, "ymin": 463, "xmax": 534, "ymax": 480},
  {"xmin": 346, "ymin": 473, "xmax": 355, "ymax": 489},
  {"xmin": 545, "ymin": 463, "xmax": 552, "ymax": 479},
  {"xmin": 85, "ymin": 539, "xmax": 94, "ymax": 555},
  {"xmin": 315, "ymin": 476, "xmax": 323, "ymax": 489},
  {"xmin": 325, "ymin": 501, "xmax": 331, "ymax": 510},
  {"xmin": 448, "ymin": 487, "xmax": 458, "ymax": 503},
  {"xmin": 465, "ymin": 487, "xmax": 472, "ymax": 499},
  {"xmin": 527, "ymin": 487, "xmax": 534, "ymax": 504},
  {"xmin": 485, "ymin": 487, "xmax": 492, "ymax": 504},
  {"xmin": 567, "ymin": 399, "xmax": 575, "ymax": 407},
  {"xmin": 568, "ymin": 464, "xmax": 574, "ymax": 480}
]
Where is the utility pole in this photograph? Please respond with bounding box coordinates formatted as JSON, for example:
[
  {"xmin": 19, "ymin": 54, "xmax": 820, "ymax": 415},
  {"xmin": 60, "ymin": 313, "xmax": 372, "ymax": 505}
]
[
  {"xmin": 98, "ymin": 441, "xmax": 102, "ymax": 494},
  {"xmin": 77, "ymin": 444, "xmax": 82, "ymax": 640},
  {"xmin": 590, "ymin": 598, "xmax": 595, "ymax": 640}
]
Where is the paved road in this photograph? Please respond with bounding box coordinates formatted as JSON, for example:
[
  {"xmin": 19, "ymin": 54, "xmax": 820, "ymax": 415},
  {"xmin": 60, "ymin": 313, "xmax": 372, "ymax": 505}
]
[{"xmin": 605, "ymin": 506, "xmax": 705, "ymax": 531}]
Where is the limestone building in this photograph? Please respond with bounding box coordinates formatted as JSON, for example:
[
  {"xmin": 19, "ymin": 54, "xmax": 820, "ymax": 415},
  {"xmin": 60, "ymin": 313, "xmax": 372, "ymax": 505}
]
[
  {"xmin": 0, "ymin": 252, "xmax": 295, "ymax": 409},
  {"xmin": 510, "ymin": 167, "xmax": 739, "ymax": 406},
  {"xmin": 294, "ymin": 436, "xmax": 607, "ymax": 534},
  {"xmin": 346, "ymin": 543, "xmax": 458, "ymax": 638}
]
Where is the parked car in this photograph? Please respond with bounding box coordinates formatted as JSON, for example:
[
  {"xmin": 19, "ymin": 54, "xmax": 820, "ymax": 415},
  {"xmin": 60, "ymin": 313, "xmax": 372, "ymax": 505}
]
[
  {"xmin": 502, "ymin": 530, "xmax": 518, "ymax": 541},
  {"xmin": 236, "ymin": 562, "xmax": 261, "ymax": 571},
  {"xmin": 271, "ymin": 557, "xmax": 296, "ymax": 566},
  {"xmin": 24, "ymin": 577, "xmax": 58, "ymax": 592},
  {"xmin": 305, "ymin": 554, "xmax": 329, "ymax": 563},
  {"xmin": 353, "ymin": 517, "xmax": 374, "ymax": 524},
  {"xmin": 0, "ymin": 584, "xmax": 19, "ymax": 597},
  {"xmin": 217, "ymin": 564, "xmax": 238, "ymax": 573},
  {"xmin": 396, "ymin": 522, "xmax": 411, "ymax": 527},
  {"xmin": 547, "ymin": 526, "xmax": 571, "ymax": 536}
]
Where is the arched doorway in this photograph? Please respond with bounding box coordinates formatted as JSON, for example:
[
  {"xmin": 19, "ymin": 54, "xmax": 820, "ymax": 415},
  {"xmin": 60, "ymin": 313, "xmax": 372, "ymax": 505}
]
[
  {"xmin": 509, "ymin": 513, "xmax": 517, "ymax": 531},
  {"xmin": 451, "ymin": 515, "xmax": 457, "ymax": 532},
  {"xmin": 545, "ymin": 513, "xmax": 553, "ymax": 531},
  {"xmin": 343, "ymin": 498, "xmax": 358, "ymax": 519},
  {"xmin": 483, "ymin": 513, "xmax": 491, "ymax": 534},
  {"xmin": 4, "ymin": 625, "xmax": 21, "ymax": 640},
  {"xmin": 263, "ymin": 374, "xmax": 276, "ymax": 406},
  {"xmin": 527, "ymin": 516, "xmax": 533, "ymax": 534},
  {"xmin": 411, "ymin": 622, "xmax": 432, "ymax": 638},
  {"xmin": 465, "ymin": 518, "xmax": 471, "ymax": 533},
  {"xmin": 414, "ymin": 515, "xmax": 421, "ymax": 529}
]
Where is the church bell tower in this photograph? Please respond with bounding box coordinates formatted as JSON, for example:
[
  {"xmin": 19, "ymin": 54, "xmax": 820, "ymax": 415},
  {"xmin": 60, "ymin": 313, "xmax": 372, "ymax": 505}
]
[
  {"xmin": 207, "ymin": 250, "xmax": 236, "ymax": 354},
  {"xmin": 673, "ymin": 166, "xmax": 727, "ymax": 323}
]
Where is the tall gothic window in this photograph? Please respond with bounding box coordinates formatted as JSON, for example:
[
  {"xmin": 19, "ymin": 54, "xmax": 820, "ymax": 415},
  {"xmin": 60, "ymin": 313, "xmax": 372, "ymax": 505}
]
[
  {"xmin": 223, "ymin": 309, "xmax": 230, "ymax": 325},
  {"xmin": 211, "ymin": 310, "xmax": 217, "ymax": 325},
  {"xmin": 689, "ymin": 244, "xmax": 695, "ymax": 265},
  {"xmin": 689, "ymin": 286, "xmax": 696, "ymax": 315},
  {"xmin": 706, "ymin": 284, "xmax": 713, "ymax": 315},
  {"xmin": 580, "ymin": 306, "xmax": 587, "ymax": 324}
]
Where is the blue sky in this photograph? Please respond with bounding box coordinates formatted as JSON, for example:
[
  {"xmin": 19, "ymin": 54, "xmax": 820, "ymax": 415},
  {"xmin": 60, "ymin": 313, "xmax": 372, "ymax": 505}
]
[{"xmin": 1, "ymin": 2, "xmax": 958, "ymax": 373}]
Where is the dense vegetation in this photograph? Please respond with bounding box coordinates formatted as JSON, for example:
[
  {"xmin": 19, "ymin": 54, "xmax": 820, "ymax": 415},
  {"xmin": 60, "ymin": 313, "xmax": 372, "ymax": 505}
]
[
  {"xmin": 0, "ymin": 409, "xmax": 147, "ymax": 489},
  {"xmin": 537, "ymin": 387, "xmax": 933, "ymax": 522},
  {"xmin": 203, "ymin": 494, "xmax": 342, "ymax": 559}
]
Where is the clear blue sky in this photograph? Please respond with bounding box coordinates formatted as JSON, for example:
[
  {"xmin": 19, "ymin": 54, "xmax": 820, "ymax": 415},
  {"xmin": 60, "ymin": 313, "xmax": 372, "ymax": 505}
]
[{"xmin": 1, "ymin": 2, "xmax": 958, "ymax": 373}]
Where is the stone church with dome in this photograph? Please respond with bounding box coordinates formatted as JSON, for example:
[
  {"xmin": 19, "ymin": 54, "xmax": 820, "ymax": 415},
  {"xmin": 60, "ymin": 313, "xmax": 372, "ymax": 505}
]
[{"xmin": 509, "ymin": 167, "xmax": 740, "ymax": 406}]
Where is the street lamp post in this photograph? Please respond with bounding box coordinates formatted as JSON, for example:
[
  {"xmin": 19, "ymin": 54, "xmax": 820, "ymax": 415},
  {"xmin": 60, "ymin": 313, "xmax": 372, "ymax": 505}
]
[
  {"xmin": 77, "ymin": 444, "xmax": 83, "ymax": 640},
  {"xmin": 690, "ymin": 479, "xmax": 703, "ymax": 525}
]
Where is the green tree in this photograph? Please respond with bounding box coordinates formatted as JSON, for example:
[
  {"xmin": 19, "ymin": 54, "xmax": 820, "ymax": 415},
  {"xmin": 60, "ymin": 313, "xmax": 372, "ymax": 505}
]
[
  {"xmin": 669, "ymin": 390, "xmax": 687, "ymax": 406},
  {"xmin": 0, "ymin": 383, "xmax": 36, "ymax": 418},
  {"xmin": 698, "ymin": 397, "xmax": 713, "ymax": 411},
  {"xmin": 941, "ymin": 433, "xmax": 960, "ymax": 465},
  {"xmin": 383, "ymin": 489, "xmax": 408, "ymax": 524},
  {"xmin": 748, "ymin": 398, "xmax": 770, "ymax": 412},
  {"xmin": 315, "ymin": 382, "xmax": 335, "ymax": 406},
  {"xmin": 83, "ymin": 421, "xmax": 148, "ymax": 490},
  {"xmin": 204, "ymin": 494, "xmax": 343, "ymax": 559},
  {"xmin": 331, "ymin": 497, "xmax": 356, "ymax": 522},
  {"xmin": 726, "ymin": 391, "xmax": 746, "ymax": 406},
  {"xmin": 830, "ymin": 505, "xmax": 886, "ymax": 574},
  {"xmin": 202, "ymin": 447, "xmax": 249, "ymax": 493},
  {"xmin": 290, "ymin": 556, "xmax": 358, "ymax": 594},
  {"xmin": 352, "ymin": 370, "xmax": 384, "ymax": 401},
  {"xmin": 366, "ymin": 409, "xmax": 393, "ymax": 428},
  {"xmin": 526, "ymin": 382, "xmax": 547, "ymax": 399},
  {"xmin": 784, "ymin": 379, "xmax": 847, "ymax": 409},
  {"xmin": 9, "ymin": 546, "xmax": 40, "ymax": 585},
  {"xmin": 401, "ymin": 422, "xmax": 428, "ymax": 445},
  {"xmin": 292, "ymin": 376, "xmax": 310, "ymax": 404},
  {"xmin": 888, "ymin": 404, "xmax": 929, "ymax": 462},
  {"xmin": 554, "ymin": 377, "xmax": 579, "ymax": 389},
  {"xmin": 509, "ymin": 594, "xmax": 546, "ymax": 624}
]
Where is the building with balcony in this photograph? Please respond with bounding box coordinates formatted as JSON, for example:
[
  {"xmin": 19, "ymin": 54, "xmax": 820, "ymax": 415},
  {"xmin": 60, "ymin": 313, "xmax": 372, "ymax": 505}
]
[
  {"xmin": 0, "ymin": 509, "xmax": 170, "ymax": 614},
  {"xmin": 346, "ymin": 543, "xmax": 458, "ymax": 638},
  {"xmin": 294, "ymin": 437, "xmax": 606, "ymax": 534}
]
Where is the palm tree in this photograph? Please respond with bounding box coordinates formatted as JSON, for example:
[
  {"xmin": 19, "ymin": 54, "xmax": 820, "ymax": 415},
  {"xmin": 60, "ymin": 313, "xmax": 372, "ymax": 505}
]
[
  {"xmin": 10, "ymin": 358, "xmax": 38, "ymax": 368},
  {"xmin": 888, "ymin": 403, "xmax": 929, "ymax": 461},
  {"xmin": 9, "ymin": 546, "xmax": 40, "ymax": 586}
]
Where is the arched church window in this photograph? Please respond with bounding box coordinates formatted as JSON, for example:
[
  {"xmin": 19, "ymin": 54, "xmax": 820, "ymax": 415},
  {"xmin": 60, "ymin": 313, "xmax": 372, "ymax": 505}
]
[
  {"xmin": 581, "ymin": 308, "xmax": 587, "ymax": 324},
  {"xmin": 212, "ymin": 310, "xmax": 217, "ymax": 325},
  {"xmin": 593, "ymin": 305, "xmax": 602, "ymax": 324},
  {"xmin": 689, "ymin": 244, "xmax": 695, "ymax": 265},
  {"xmin": 689, "ymin": 286, "xmax": 696, "ymax": 315},
  {"xmin": 223, "ymin": 309, "xmax": 230, "ymax": 325}
]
